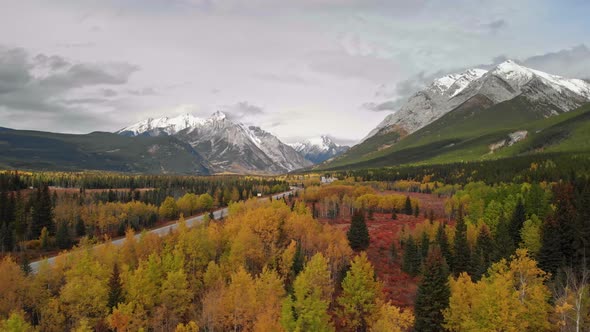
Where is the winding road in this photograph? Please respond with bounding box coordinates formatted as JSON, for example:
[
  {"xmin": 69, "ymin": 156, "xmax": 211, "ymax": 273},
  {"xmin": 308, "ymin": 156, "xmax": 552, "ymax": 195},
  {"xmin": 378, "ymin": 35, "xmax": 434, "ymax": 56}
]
[{"xmin": 29, "ymin": 189, "xmax": 297, "ymax": 273}]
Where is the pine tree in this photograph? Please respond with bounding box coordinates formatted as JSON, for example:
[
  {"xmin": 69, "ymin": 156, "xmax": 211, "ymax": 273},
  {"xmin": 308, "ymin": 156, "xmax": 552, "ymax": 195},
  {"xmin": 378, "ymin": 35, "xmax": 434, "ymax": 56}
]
[
  {"xmin": 575, "ymin": 179, "xmax": 590, "ymax": 269},
  {"xmin": 494, "ymin": 216, "xmax": 515, "ymax": 262},
  {"xmin": 55, "ymin": 221, "xmax": 71, "ymax": 249},
  {"xmin": 452, "ymin": 205, "xmax": 470, "ymax": 276},
  {"xmin": 402, "ymin": 236, "xmax": 421, "ymax": 277},
  {"xmin": 347, "ymin": 209, "xmax": 370, "ymax": 251},
  {"xmin": 31, "ymin": 185, "xmax": 53, "ymax": 237},
  {"xmin": 436, "ymin": 223, "xmax": 453, "ymax": 271},
  {"xmin": 472, "ymin": 225, "xmax": 494, "ymax": 280},
  {"xmin": 509, "ymin": 199, "xmax": 526, "ymax": 246},
  {"xmin": 75, "ymin": 217, "xmax": 86, "ymax": 237},
  {"xmin": 414, "ymin": 247, "xmax": 450, "ymax": 332},
  {"xmin": 107, "ymin": 263, "xmax": 124, "ymax": 311},
  {"xmin": 420, "ymin": 232, "xmax": 430, "ymax": 260},
  {"xmin": 404, "ymin": 196, "xmax": 413, "ymax": 215}
]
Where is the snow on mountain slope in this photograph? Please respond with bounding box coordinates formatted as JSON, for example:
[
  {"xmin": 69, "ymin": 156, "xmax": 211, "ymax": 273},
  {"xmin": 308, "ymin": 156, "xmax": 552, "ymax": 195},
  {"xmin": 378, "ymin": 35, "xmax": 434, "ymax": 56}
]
[
  {"xmin": 362, "ymin": 68, "xmax": 487, "ymax": 141},
  {"xmin": 248, "ymin": 126, "xmax": 313, "ymax": 170},
  {"xmin": 292, "ymin": 135, "xmax": 350, "ymax": 164},
  {"xmin": 117, "ymin": 111, "xmax": 310, "ymax": 173},
  {"xmin": 117, "ymin": 113, "xmax": 206, "ymax": 136},
  {"xmin": 364, "ymin": 61, "xmax": 590, "ymax": 142}
]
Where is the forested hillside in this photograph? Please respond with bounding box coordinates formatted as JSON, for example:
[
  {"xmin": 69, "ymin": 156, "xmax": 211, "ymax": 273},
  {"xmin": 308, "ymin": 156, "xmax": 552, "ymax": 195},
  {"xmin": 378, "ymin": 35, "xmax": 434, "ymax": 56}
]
[{"xmin": 1, "ymin": 160, "xmax": 590, "ymax": 331}]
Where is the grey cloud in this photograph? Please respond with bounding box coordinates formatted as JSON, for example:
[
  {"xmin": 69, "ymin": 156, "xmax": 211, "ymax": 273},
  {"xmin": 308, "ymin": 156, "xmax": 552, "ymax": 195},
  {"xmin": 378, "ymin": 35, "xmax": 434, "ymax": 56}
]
[
  {"xmin": 41, "ymin": 62, "xmax": 138, "ymax": 88},
  {"xmin": 362, "ymin": 100, "xmax": 402, "ymax": 112},
  {"xmin": 522, "ymin": 44, "xmax": 590, "ymax": 78},
  {"xmin": 0, "ymin": 45, "xmax": 138, "ymax": 131},
  {"xmin": 253, "ymin": 72, "xmax": 308, "ymax": 85},
  {"xmin": 56, "ymin": 42, "xmax": 95, "ymax": 48},
  {"xmin": 307, "ymin": 50, "xmax": 401, "ymax": 83},
  {"xmin": 483, "ymin": 19, "xmax": 507, "ymax": 33},
  {"xmin": 221, "ymin": 101, "xmax": 266, "ymax": 122},
  {"xmin": 33, "ymin": 54, "xmax": 70, "ymax": 70},
  {"xmin": 127, "ymin": 87, "xmax": 157, "ymax": 96},
  {"xmin": 101, "ymin": 88, "xmax": 118, "ymax": 97}
]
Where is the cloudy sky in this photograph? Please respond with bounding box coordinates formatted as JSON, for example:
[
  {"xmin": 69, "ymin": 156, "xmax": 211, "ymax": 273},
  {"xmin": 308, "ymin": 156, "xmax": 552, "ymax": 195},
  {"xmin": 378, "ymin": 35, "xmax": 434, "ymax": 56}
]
[{"xmin": 1, "ymin": 0, "xmax": 589, "ymax": 145}]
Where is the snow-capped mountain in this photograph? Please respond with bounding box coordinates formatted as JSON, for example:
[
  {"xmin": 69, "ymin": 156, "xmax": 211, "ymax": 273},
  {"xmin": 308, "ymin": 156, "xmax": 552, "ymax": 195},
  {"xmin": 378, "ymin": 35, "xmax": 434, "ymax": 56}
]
[
  {"xmin": 291, "ymin": 136, "xmax": 350, "ymax": 164},
  {"xmin": 117, "ymin": 111, "xmax": 311, "ymax": 174},
  {"xmin": 364, "ymin": 61, "xmax": 590, "ymax": 141},
  {"xmin": 117, "ymin": 113, "xmax": 206, "ymax": 137}
]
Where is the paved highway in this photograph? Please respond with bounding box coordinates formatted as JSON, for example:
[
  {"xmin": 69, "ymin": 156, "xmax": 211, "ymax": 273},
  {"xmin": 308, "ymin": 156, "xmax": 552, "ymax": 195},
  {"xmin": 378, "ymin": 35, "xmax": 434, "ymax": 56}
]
[{"xmin": 29, "ymin": 189, "xmax": 296, "ymax": 273}]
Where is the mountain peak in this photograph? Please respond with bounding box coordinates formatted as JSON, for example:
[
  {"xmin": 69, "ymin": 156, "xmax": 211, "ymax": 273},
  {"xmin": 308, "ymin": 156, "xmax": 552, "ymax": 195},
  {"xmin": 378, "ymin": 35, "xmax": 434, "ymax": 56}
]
[
  {"xmin": 209, "ymin": 111, "xmax": 227, "ymax": 121},
  {"xmin": 362, "ymin": 61, "xmax": 590, "ymax": 142},
  {"xmin": 291, "ymin": 135, "xmax": 349, "ymax": 164}
]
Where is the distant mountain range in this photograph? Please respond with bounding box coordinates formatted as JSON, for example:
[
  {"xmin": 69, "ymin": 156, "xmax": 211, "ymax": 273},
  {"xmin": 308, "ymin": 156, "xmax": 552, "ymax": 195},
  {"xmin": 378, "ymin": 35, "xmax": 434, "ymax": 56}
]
[
  {"xmin": 117, "ymin": 111, "xmax": 313, "ymax": 174},
  {"xmin": 0, "ymin": 127, "xmax": 211, "ymax": 174},
  {"xmin": 0, "ymin": 109, "xmax": 345, "ymax": 174},
  {"xmin": 322, "ymin": 60, "xmax": 590, "ymax": 169},
  {"xmin": 2, "ymin": 59, "xmax": 589, "ymax": 174},
  {"xmin": 290, "ymin": 136, "xmax": 349, "ymax": 164}
]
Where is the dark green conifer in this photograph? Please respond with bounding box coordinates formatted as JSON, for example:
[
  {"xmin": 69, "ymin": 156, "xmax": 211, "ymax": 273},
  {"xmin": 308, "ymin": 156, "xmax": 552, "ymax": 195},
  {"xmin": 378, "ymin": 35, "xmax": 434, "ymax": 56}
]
[
  {"xmin": 347, "ymin": 209, "xmax": 370, "ymax": 251},
  {"xmin": 414, "ymin": 247, "xmax": 450, "ymax": 332}
]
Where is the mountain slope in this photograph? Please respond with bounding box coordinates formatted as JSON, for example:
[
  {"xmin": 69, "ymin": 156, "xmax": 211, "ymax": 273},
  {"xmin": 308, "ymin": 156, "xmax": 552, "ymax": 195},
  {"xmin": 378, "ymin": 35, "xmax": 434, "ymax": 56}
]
[
  {"xmin": 0, "ymin": 128, "xmax": 211, "ymax": 174},
  {"xmin": 327, "ymin": 60, "xmax": 590, "ymax": 169},
  {"xmin": 118, "ymin": 111, "xmax": 311, "ymax": 174},
  {"xmin": 291, "ymin": 136, "xmax": 349, "ymax": 163},
  {"xmin": 320, "ymin": 100, "xmax": 590, "ymax": 170}
]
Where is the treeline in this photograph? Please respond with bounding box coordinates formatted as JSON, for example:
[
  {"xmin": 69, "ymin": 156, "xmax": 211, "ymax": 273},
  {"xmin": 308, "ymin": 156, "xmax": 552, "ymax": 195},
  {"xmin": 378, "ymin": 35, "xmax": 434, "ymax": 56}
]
[
  {"xmin": 0, "ymin": 171, "xmax": 290, "ymax": 255},
  {"xmin": 0, "ymin": 170, "xmax": 288, "ymax": 192},
  {"xmin": 328, "ymin": 153, "xmax": 590, "ymax": 185},
  {"xmin": 0, "ymin": 200, "xmax": 413, "ymax": 331}
]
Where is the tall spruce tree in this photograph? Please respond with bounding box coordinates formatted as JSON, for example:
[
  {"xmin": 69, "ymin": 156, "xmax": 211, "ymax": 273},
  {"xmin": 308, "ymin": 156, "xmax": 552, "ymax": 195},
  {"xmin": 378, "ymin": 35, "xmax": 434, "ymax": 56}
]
[
  {"xmin": 575, "ymin": 179, "xmax": 590, "ymax": 269},
  {"xmin": 436, "ymin": 223, "xmax": 453, "ymax": 271},
  {"xmin": 402, "ymin": 236, "xmax": 421, "ymax": 277},
  {"xmin": 509, "ymin": 199, "xmax": 526, "ymax": 246},
  {"xmin": 347, "ymin": 209, "xmax": 370, "ymax": 251},
  {"xmin": 472, "ymin": 225, "xmax": 494, "ymax": 280},
  {"xmin": 539, "ymin": 183, "xmax": 577, "ymax": 275},
  {"xmin": 107, "ymin": 263, "xmax": 124, "ymax": 311},
  {"xmin": 414, "ymin": 247, "xmax": 450, "ymax": 332},
  {"xmin": 494, "ymin": 216, "xmax": 515, "ymax": 262},
  {"xmin": 31, "ymin": 184, "xmax": 53, "ymax": 237},
  {"xmin": 420, "ymin": 232, "xmax": 430, "ymax": 260},
  {"xmin": 452, "ymin": 205, "xmax": 470, "ymax": 276},
  {"xmin": 55, "ymin": 221, "xmax": 71, "ymax": 249},
  {"xmin": 404, "ymin": 196, "xmax": 413, "ymax": 215}
]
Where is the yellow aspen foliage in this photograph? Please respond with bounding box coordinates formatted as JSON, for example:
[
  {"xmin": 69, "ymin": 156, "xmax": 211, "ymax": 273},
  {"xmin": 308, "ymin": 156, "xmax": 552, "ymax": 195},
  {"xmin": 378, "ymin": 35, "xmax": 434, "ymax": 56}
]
[
  {"xmin": 279, "ymin": 240, "xmax": 297, "ymax": 279},
  {"xmin": 160, "ymin": 269, "xmax": 192, "ymax": 320},
  {"xmin": 59, "ymin": 250, "xmax": 109, "ymax": 326},
  {"xmin": 0, "ymin": 311, "xmax": 33, "ymax": 332},
  {"xmin": 38, "ymin": 298, "xmax": 66, "ymax": 332},
  {"xmin": 0, "ymin": 257, "xmax": 28, "ymax": 318},
  {"xmin": 444, "ymin": 249, "xmax": 551, "ymax": 332},
  {"xmin": 253, "ymin": 268, "xmax": 286, "ymax": 332},
  {"xmin": 175, "ymin": 321, "xmax": 199, "ymax": 332},
  {"xmin": 337, "ymin": 252, "xmax": 382, "ymax": 331},
  {"xmin": 73, "ymin": 318, "xmax": 93, "ymax": 332},
  {"xmin": 108, "ymin": 301, "xmax": 147, "ymax": 332},
  {"xmin": 222, "ymin": 267, "xmax": 258, "ymax": 331},
  {"xmin": 281, "ymin": 253, "xmax": 334, "ymax": 332},
  {"xmin": 370, "ymin": 302, "xmax": 414, "ymax": 332}
]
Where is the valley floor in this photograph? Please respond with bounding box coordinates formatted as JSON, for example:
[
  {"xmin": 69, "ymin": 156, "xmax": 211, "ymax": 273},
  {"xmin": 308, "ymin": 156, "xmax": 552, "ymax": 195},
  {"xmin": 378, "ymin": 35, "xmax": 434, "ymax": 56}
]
[{"xmin": 317, "ymin": 191, "xmax": 449, "ymax": 308}]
